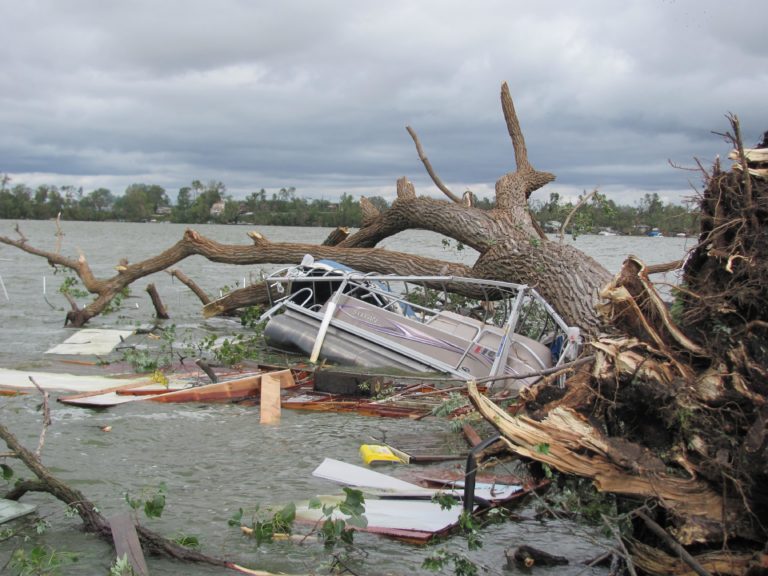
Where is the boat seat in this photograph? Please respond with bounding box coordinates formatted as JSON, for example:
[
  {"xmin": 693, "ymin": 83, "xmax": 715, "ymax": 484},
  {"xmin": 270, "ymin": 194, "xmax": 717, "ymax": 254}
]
[
  {"xmin": 426, "ymin": 311, "xmax": 482, "ymax": 340},
  {"xmin": 474, "ymin": 330, "xmax": 552, "ymax": 371}
]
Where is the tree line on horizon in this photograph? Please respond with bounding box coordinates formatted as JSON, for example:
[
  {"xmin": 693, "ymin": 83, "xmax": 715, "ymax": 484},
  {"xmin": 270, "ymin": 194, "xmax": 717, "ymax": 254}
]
[{"xmin": 0, "ymin": 175, "xmax": 699, "ymax": 235}]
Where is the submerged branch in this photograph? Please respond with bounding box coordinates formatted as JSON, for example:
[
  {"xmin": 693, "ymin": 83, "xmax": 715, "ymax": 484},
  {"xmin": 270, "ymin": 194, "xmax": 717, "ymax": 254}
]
[
  {"xmin": 28, "ymin": 377, "xmax": 50, "ymax": 458},
  {"xmin": 0, "ymin": 388, "xmax": 286, "ymax": 574}
]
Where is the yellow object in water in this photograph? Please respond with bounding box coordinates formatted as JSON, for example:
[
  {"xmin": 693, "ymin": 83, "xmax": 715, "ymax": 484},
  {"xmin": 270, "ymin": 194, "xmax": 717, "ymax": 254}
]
[{"xmin": 359, "ymin": 444, "xmax": 406, "ymax": 465}]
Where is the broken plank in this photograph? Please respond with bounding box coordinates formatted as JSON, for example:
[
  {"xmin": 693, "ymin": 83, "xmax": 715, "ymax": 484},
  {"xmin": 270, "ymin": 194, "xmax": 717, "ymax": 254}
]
[
  {"xmin": 260, "ymin": 371, "xmax": 283, "ymax": 424},
  {"xmin": 109, "ymin": 513, "xmax": 149, "ymax": 576},
  {"xmin": 462, "ymin": 423, "xmax": 483, "ymax": 447},
  {"xmin": 313, "ymin": 457, "xmax": 422, "ymax": 492}
]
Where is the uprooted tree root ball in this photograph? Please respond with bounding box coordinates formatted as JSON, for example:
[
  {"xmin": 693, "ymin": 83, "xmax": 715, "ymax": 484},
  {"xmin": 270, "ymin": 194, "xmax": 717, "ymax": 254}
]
[
  {"xmin": 476, "ymin": 117, "xmax": 768, "ymax": 574},
  {"xmin": 677, "ymin": 121, "xmax": 768, "ymax": 541}
]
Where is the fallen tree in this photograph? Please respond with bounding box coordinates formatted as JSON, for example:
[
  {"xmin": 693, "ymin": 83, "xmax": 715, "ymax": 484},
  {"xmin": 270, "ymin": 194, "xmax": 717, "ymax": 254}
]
[{"xmin": 0, "ymin": 82, "xmax": 611, "ymax": 336}]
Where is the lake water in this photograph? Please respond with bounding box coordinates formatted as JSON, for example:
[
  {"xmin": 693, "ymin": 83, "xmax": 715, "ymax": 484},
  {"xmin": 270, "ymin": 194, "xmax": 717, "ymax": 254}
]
[{"xmin": 0, "ymin": 220, "xmax": 694, "ymax": 575}]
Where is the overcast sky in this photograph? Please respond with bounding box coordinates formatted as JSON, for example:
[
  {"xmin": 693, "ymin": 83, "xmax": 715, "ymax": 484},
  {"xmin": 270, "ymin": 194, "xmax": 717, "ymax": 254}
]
[{"xmin": 1, "ymin": 1, "xmax": 765, "ymax": 207}]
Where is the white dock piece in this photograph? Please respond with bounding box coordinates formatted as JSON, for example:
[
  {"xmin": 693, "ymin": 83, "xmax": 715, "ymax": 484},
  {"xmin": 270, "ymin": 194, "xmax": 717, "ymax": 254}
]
[
  {"xmin": 45, "ymin": 329, "xmax": 133, "ymax": 356},
  {"xmin": 0, "ymin": 368, "xmax": 149, "ymax": 393},
  {"xmin": 0, "ymin": 498, "xmax": 36, "ymax": 525},
  {"xmin": 296, "ymin": 496, "xmax": 461, "ymax": 533}
]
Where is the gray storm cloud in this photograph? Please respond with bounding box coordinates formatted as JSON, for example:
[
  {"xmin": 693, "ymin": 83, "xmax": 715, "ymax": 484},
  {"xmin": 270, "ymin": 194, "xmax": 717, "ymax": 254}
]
[{"xmin": 1, "ymin": 0, "xmax": 765, "ymax": 205}]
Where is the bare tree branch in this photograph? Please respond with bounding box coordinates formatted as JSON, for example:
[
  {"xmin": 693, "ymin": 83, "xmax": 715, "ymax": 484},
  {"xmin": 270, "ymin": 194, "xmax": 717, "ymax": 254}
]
[
  {"xmin": 168, "ymin": 268, "xmax": 211, "ymax": 306},
  {"xmin": 28, "ymin": 376, "xmax": 51, "ymax": 458},
  {"xmin": 406, "ymin": 125, "xmax": 463, "ymax": 203},
  {"xmin": 559, "ymin": 189, "xmax": 598, "ymax": 242},
  {"xmin": 501, "ymin": 81, "xmax": 530, "ymax": 171}
]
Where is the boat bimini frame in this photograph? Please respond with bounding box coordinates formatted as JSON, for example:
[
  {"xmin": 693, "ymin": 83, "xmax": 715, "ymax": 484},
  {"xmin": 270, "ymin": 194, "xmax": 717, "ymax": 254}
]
[{"xmin": 259, "ymin": 256, "xmax": 580, "ymax": 391}]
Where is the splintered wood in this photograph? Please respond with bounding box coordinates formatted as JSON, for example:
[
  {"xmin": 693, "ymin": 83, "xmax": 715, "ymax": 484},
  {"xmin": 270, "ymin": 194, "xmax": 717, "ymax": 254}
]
[{"xmin": 467, "ymin": 381, "xmax": 731, "ymax": 545}]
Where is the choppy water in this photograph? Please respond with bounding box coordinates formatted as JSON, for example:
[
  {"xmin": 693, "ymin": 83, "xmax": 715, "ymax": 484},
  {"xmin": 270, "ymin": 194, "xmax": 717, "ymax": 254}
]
[{"xmin": 0, "ymin": 220, "xmax": 694, "ymax": 574}]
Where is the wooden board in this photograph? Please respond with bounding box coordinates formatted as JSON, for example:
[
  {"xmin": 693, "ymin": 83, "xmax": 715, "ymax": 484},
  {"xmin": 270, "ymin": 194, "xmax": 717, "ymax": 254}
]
[
  {"xmin": 282, "ymin": 392, "xmax": 429, "ymax": 418},
  {"xmin": 156, "ymin": 368, "xmax": 294, "ymax": 403},
  {"xmin": 259, "ymin": 371, "xmax": 283, "ymax": 424},
  {"xmin": 109, "ymin": 513, "xmax": 149, "ymax": 576},
  {"xmin": 59, "ymin": 370, "xmax": 294, "ymax": 407},
  {"xmin": 58, "ymin": 380, "xmax": 183, "ymax": 407},
  {"xmin": 147, "ymin": 372, "xmax": 267, "ymax": 403}
]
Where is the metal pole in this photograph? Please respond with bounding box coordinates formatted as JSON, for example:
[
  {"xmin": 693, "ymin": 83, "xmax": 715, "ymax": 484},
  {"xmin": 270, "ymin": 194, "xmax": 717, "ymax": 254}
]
[
  {"xmin": 463, "ymin": 433, "xmax": 502, "ymax": 513},
  {"xmin": 487, "ymin": 287, "xmax": 526, "ymax": 390},
  {"xmin": 310, "ymin": 276, "xmax": 350, "ymax": 363}
]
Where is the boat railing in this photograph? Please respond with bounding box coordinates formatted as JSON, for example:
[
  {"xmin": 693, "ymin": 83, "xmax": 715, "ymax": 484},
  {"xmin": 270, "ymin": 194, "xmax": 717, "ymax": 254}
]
[
  {"xmin": 287, "ymin": 287, "xmax": 315, "ymax": 308},
  {"xmin": 261, "ymin": 266, "xmax": 579, "ymax": 367}
]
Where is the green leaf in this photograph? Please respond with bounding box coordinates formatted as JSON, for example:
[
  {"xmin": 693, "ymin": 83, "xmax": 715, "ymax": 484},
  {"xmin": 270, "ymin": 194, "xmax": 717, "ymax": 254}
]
[
  {"xmin": 276, "ymin": 502, "xmax": 296, "ymax": 523},
  {"xmin": 173, "ymin": 534, "xmax": 200, "ymax": 549},
  {"xmin": 227, "ymin": 508, "xmax": 244, "ymax": 527},
  {"xmin": 339, "ymin": 487, "xmax": 365, "ymax": 517},
  {"xmin": 345, "ymin": 514, "xmax": 368, "ymax": 528},
  {"xmin": 432, "ymin": 492, "xmax": 459, "ymax": 510},
  {"xmin": 273, "ymin": 502, "xmax": 296, "ymax": 533},
  {"xmin": 34, "ymin": 519, "xmax": 50, "ymax": 535},
  {"xmin": 308, "ymin": 497, "xmax": 322, "ymax": 510},
  {"xmin": 143, "ymin": 492, "xmax": 166, "ymax": 518},
  {"xmin": 0, "ymin": 463, "xmax": 13, "ymax": 482},
  {"xmin": 125, "ymin": 493, "xmax": 141, "ymax": 510},
  {"xmin": 321, "ymin": 503, "xmax": 337, "ymax": 516},
  {"xmin": 340, "ymin": 526, "xmax": 354, "ymax": 545}
]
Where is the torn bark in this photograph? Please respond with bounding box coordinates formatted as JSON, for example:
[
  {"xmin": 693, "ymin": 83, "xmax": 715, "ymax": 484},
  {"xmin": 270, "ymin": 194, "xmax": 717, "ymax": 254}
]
[{"xmin": 466, "ymin": 381, "xmax": 737, "ymax": 544}]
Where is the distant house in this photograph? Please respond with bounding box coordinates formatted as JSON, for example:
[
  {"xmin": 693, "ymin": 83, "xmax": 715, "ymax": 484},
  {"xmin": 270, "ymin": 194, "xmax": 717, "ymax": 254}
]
[
  {"xmin": 542, "ymin": 220, "xmax": 562, "ymax": 233},
  {"xmin": 155, "ymin": 206, "xmax": 172, "ymax": 216},
  {"xmin": 210, "ymin": 201, "xmax": 226, "ymax": 217}
]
